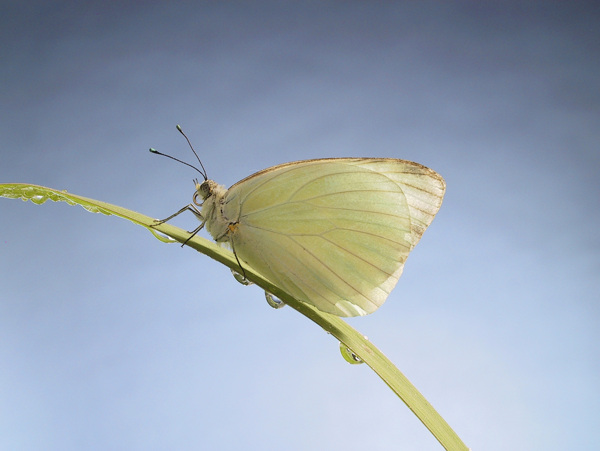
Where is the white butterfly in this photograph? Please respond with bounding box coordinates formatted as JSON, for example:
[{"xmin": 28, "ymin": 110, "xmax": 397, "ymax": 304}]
[{"xmin": 152, "ymin": 139, "xmax": 445, "ymax": 317}]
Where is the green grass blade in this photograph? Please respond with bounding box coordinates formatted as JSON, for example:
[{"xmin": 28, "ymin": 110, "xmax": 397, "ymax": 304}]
[{"xmin": 1, "ymin": 183, "xmax": 468, "ymax": 450}]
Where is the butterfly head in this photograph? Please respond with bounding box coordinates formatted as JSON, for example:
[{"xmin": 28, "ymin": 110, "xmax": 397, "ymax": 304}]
[{"xmin": 193, "ymin": 178, "xmax": 219, "ymax": 205}]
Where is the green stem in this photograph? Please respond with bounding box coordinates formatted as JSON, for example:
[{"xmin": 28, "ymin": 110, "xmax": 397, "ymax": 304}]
[{"xmin": 1, "ymin": 183, "xmax": 468, "ymax": 450}]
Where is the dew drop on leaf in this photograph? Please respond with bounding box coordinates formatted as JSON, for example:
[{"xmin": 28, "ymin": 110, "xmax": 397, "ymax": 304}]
[
  {"xmin": 231, "ymin": 269, "xmax": 253, "ymax": 286},
  {"xmin": 31, "ymin": 195, "xmax": 47, "ymax": 204},
  {"xmin": 339, "ymin": 343, "xmax": 363, "ymax": 365},
  {"xmin": 265, "ymin": 291, "xmax": 285, "ymax": 309}
]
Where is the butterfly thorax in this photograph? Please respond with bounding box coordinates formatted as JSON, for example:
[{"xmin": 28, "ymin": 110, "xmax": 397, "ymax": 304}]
[{"xmin": 197, "ymin": 180, "xmax": 231, "ymax": 243}]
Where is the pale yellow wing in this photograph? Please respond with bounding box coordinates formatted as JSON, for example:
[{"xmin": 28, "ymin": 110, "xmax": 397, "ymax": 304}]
[{"xmin": 222, "ymin": 158, "xmax": 445, "ymax": 317}]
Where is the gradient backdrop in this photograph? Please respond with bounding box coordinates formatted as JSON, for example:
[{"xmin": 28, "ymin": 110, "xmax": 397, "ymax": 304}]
[{"xmin": 1, "ymin": 2, "xmax": 598, "ymax": 450}]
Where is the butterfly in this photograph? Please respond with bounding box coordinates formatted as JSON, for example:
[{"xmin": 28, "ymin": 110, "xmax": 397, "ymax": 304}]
[{"xmin": 152, "ymin": 133, "xmax": 445, "ymax": 317}]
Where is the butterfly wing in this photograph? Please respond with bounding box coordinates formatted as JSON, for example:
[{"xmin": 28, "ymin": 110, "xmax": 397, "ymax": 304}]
[{"xmin": 222, "ymin": 158, "xmax": 445, "ymax": 317}]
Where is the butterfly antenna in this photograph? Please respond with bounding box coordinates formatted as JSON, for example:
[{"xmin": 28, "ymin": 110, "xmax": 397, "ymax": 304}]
[
  {"xmin": 148, "ymin": 125, "xmax": 208, "ymax": 181},
  {"xmin": 149, "ymin": 148, "xmax": 207, "ymax": 179},
  {"xmin": 176, "ymin": 125, "xmax": 208, "ymax": 180}
]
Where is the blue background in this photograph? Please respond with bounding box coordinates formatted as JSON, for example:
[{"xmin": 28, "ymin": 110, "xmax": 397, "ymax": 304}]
[{"xmin": 1, "ymin": 2, "xmax": 598, "ymax": 450}]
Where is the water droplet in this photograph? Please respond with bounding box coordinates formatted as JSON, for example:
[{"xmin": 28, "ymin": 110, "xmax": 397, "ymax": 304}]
[
  {"xmin": 231, "ymin": 269, "xmax": 253, "ymax": 286},
  {"xmin": 82, "ymin": 205, "xmax": 100, "ymax": 213},
  {"xmin": 148, "ymin": 228, "xmax": 178, "ymax": 243},
  {"xmin": 265, "ymin": 291, "xmax": 285, "ymax": 309},
  {"xmin": 339, "ymin": 343, "xmax": 363, "ymax": 365},
  {"xmin": 31, "ymin": 195, "xmax": 47, "ymax": 205}
]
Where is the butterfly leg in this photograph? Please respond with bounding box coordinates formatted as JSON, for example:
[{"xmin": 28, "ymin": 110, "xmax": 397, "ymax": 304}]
[
  {"xmin": 229, "ymin": 238, "xmax": 248, "ymax": 280},
  {"xmin": 153, "ymin": 203, "xmax": 203, "ymax": 225},
  {"xmin": 152, "ymin": 203, "xmax": 206, "ymax": 247},
  {"xmin": 179, "ymin": 220, "xmax": 207, "ymax": 247},
  {"xmin": 215, "ymin": 225, "xmax": 248, "ymax": 281}
]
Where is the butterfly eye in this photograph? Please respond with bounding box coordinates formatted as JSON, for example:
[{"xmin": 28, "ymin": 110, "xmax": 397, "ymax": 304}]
[{"xmin": 194, "ymin": 180, "xmax": 213, "ymax": 206}]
